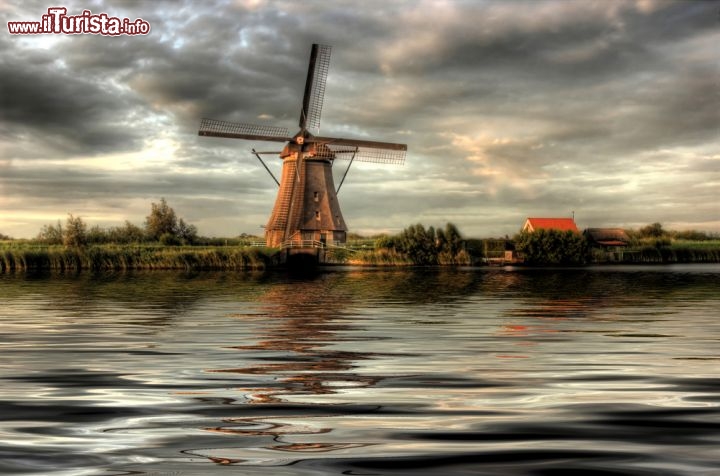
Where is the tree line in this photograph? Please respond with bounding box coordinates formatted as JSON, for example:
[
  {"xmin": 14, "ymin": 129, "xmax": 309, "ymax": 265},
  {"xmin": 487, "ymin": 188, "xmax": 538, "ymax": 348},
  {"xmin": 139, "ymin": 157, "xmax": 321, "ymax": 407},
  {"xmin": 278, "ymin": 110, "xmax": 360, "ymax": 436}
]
[
  {"xmin": 515, "ymin": 223, "xmax": 720, "ymax": 266},
  {"xmin": 628, "ymin": 222, "xmax": 718, "ymax": 243},
  {"xmin": 366, "ymin": 222, "xmax": 720, "ymax": 267},
  {"xmin": 368, "ymin": 223, "xmax": 589, "ymax": 266},
  {"xmin": 3, "ymin": 210, "xmax": 718, "ymax": 266},
  {"xmin": 32, "ymin": 198, "xmax": 199, "ymax": 247}
]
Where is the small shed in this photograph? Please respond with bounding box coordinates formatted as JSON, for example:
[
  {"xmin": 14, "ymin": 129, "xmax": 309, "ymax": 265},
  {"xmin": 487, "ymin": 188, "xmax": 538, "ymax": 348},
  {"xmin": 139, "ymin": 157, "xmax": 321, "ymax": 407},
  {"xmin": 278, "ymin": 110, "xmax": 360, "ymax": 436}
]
[
  {"xmin": 584, "ymin": 228, "xmax": 631, "ymax": 262},
  {"xmin": 584, "ymin": 228, "xmax": 631, "ymax": 250}
]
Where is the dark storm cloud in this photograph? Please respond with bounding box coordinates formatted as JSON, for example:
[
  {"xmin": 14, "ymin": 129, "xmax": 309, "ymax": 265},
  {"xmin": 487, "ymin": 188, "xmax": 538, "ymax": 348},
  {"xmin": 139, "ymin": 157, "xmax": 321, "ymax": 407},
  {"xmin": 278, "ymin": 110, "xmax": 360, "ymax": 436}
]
[
  {"xmin": 0, "ymin": 38, "xmax": 146, "ymax": 157},
  {"xmin": 355, "ymin": 0, "xmax": 719, "ymax": 155},
  {"xmin": 111, "ymin": 3, "xmax": 324, "ymax": 125},
  {"xmin": 373, "ymin": 0, "xmax": 716, "ymax": 77},
  {"xmin": 0, "ymin": 163, "xmax": 271, "ymax": 202}
]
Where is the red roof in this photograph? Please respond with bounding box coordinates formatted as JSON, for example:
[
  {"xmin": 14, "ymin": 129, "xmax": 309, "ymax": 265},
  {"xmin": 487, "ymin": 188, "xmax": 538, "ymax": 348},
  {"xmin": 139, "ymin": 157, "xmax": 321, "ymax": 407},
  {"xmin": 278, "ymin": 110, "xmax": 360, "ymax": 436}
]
[{"xmin": 524, "ymin": 218, "xmax": 579, "ymax": 233}]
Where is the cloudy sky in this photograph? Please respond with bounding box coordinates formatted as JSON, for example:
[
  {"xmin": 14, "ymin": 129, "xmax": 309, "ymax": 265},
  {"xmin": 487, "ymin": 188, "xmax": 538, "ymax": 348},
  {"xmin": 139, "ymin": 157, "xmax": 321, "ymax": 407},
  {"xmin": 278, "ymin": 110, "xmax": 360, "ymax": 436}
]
[{"xmin": 1, "ymin": 0, "xmax": 718, "ymax": 239}]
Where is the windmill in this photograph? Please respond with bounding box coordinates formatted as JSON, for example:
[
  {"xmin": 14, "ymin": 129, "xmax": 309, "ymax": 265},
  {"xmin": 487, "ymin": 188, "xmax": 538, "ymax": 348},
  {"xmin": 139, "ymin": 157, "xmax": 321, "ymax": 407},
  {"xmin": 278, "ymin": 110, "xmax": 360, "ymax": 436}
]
[{"xmin": 199, "ymin": 44, "xmax": 407, "ymax": 248}]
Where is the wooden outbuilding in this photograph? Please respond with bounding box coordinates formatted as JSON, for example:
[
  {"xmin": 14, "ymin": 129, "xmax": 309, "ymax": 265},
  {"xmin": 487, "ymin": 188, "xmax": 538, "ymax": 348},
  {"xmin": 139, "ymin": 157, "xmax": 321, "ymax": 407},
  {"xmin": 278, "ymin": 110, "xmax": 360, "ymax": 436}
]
[
  {"xmin": 584, "ymin": 228, "xmax": 631, "ymax": 262},
  {"xmin": 584, "ymin": 228, "xmax": 631, "ymax": 250}
]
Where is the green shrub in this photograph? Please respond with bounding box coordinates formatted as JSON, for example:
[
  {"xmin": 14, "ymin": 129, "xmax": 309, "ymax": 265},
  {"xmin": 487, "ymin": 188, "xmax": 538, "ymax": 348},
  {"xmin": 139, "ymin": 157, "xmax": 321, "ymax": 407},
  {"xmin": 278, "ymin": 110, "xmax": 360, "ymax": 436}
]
[
  {"xmin": 159, "ymin": 233, "xmax": 181, "ymax": 246},
  {"xmin": 515, "ymin": 229, "xmax": 589, "ymax": 265}
]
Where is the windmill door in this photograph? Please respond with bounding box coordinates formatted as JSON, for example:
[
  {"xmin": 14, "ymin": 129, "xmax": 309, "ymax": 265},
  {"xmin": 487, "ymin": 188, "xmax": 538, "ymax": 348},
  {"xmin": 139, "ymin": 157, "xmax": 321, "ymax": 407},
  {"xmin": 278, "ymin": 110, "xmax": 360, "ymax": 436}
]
[{"xmin": 320, "ymin": 233, "xmax": 327, "ymax": 246}]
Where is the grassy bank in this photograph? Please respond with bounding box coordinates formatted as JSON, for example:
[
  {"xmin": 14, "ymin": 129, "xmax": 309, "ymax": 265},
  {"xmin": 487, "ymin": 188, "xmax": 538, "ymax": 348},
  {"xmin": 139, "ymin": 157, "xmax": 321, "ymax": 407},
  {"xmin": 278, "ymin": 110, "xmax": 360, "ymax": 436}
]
[
  {"xmin": 339, "ymin": 240, "xmax": 720, "ymax": 266},
  {"xmin": 2, "ymin": 237, "xmax": 717, "ymax": 272},
  {"xmin": 0, "ymin": 243, "xmax": 278, "ymax": 272}
]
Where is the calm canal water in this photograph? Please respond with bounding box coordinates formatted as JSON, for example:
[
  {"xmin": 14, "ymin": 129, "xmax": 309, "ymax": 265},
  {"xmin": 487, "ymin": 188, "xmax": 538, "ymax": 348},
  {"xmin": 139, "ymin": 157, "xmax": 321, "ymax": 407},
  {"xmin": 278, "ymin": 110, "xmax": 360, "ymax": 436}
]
[{"xmin": 1, "ymin": 265, "xmax": 719, "ymax": 475}]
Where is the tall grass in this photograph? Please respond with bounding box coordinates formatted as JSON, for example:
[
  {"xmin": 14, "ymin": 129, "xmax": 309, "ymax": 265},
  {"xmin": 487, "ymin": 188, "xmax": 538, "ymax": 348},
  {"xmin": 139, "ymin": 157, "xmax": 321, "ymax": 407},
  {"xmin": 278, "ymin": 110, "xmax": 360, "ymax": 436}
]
[
  {"xmin": 0, "ymin": 244, "xmax": 277, "ymax": 272},
  {"xmin": 347, "ymin": 248, "xmax": 414, "ymax": 266},
  {"xmin": 618, "ymin": 241, "xmax": 720, "ymax": 264}
]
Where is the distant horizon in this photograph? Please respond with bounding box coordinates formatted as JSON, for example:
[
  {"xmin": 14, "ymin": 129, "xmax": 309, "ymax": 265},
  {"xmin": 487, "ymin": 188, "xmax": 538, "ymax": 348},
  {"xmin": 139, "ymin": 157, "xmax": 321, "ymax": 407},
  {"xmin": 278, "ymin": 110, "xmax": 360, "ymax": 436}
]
[
  {"xmin": 2, "ymin": 1, "xmax": 718, "ymax": 239},
  {"xmin": 3, "ymin": 200, "xmax": 717, "ymax": 241}
]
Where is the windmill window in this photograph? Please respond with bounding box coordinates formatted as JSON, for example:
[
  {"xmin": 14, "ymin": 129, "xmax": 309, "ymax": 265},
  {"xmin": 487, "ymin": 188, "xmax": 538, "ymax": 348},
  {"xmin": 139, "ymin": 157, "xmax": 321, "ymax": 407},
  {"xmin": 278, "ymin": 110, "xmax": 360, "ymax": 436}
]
[
  {"xmin": 314, "ymin": 192, "xmax": 319, "ymax": 202},
  {"xmin": 315, "ymin": 211, "xmax": 320, "ymax": 220}
]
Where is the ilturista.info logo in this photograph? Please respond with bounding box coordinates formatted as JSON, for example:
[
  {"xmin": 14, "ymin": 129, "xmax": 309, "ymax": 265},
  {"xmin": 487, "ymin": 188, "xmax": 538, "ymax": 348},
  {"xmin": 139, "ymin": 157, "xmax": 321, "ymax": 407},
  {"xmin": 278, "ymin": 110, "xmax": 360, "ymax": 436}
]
[{"xmin": 7, "ymin": 7, "xmax": 151, "ymax": 36}]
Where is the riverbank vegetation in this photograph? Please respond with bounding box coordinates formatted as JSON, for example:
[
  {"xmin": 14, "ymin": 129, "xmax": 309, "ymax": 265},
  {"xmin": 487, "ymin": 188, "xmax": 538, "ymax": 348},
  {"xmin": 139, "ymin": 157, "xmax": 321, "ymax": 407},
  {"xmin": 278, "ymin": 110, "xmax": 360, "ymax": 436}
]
[
  {"xmin": 512, "ymin": 223, "xmax": 720, "ymax": 266},
  {"xmin": 348, "ymin": 223, "xmax": 471, "ymax": 266},
  {"xmin": 2, "ymin": 200, "xmax": 718, "ymax": 271},
  {"xmin": 1, "ymin": 199, "xmax": 275, "ymax": 272},
  {"xmin": 605, "ymin": 223, "xmax": 720, "ymax": 264},
  {"xmin": 348, "ymin": 222, "xmax": 720, "ymax": 267},
  {"xmin": 515, "ymin": 229, "xmax": 589, "ymax": 266},
  {"xmin": 0, "ymin": 244, "xmax": 276, "ymax": 272}
]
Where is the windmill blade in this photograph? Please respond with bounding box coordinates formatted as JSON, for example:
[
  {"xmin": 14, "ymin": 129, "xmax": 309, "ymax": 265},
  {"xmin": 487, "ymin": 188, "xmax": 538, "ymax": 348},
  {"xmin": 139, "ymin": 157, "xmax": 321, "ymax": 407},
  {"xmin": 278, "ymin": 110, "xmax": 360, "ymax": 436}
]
[
  {"xmin": 199, "ymin": 118, "xmax": 291, "ymax": 143},
  {"xmin": 329, "ymin": 145, "xmax": 406, "ymax": 164},
  {"xmin": 309, "ymin": 136, "xmax": 407, "ymax": 164},
  {"xmin": 299, "ymin": 44, "xmax": 331, "ymax": 132}
]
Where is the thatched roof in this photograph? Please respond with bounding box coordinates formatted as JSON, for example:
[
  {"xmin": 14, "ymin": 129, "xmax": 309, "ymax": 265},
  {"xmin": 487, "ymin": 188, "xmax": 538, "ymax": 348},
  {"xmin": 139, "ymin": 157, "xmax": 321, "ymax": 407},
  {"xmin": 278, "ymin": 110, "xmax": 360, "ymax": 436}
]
[{"xmin": 585, "ymin": 228, "xmax": 631, "ymax": 246}]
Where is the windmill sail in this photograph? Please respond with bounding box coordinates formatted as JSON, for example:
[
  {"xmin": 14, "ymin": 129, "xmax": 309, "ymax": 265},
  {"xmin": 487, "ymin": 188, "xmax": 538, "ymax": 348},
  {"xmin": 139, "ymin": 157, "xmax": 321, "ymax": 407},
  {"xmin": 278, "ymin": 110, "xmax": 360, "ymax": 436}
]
[
  {"xmin": 308, "ymin": 137, "xmax": 407, "ymax": 164},
  {"xmin": 199, "ymin": 118, "xmax": 290, "ymax": 142},
  {"xmin": 328, "ymin": 145, "xmax": 406, "ymax": 165},
  {"xmin": 299, "ymin": 44, "xmax": 331, "ymax": 132}
]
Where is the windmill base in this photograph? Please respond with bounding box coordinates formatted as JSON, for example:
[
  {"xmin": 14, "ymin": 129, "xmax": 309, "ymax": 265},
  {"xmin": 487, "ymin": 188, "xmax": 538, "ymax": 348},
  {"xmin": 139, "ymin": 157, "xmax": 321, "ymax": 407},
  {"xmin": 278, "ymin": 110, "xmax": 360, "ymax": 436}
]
[
  {"xmin": 276, "ymin": 247, "xmax": 344, "ymax": 268},
  {"xmin": 265, "ymin": 229, "xmax": 346, "ymax": 249},
  {"xmin": 278, "ymin": 247, "xmax": 319, "ymax": 268}
]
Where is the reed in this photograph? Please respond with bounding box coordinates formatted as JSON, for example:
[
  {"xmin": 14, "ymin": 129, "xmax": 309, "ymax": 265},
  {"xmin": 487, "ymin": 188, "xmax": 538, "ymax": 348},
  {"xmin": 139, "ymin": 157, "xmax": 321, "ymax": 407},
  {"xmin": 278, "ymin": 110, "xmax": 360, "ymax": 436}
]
[
  {"xmin": 347, "ymin": 248, "xmax": 414, "ymax": 266},
  {"xmin": 0, "ymin": 244, "xmax": 277, "ymax": 272},
  {"xmin": 620, "ymin": 242, "xmax": 720, "ymax": 264}
]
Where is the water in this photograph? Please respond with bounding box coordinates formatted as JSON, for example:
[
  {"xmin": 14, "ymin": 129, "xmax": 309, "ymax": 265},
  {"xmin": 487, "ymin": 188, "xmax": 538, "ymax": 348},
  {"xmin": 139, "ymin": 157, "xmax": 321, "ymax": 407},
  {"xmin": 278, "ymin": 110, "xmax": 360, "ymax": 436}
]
[{"xmin": 1, "ymin": 265, "xmax": 719, "ymax": 475}]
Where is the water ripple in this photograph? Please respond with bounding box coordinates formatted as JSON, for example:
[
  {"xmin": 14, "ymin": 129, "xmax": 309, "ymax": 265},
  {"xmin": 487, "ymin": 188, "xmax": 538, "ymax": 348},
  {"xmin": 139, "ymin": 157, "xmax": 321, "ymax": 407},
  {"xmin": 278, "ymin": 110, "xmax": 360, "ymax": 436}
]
[{"xmin": 1, "ymin": 266, "xmax": 719, "ymax": 475}]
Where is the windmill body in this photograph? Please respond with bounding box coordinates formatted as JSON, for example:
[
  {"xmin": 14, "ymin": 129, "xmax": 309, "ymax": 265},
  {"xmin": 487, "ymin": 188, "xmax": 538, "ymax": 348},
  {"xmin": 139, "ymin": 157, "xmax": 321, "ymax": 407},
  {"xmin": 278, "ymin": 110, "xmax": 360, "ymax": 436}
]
[
  {"xmin": 199, "ymin": 44, "xmax": 406, "ymax": 248},
  {"xmin": 264, "ymin": 137, "xmax": 347, "ymax": 247}
]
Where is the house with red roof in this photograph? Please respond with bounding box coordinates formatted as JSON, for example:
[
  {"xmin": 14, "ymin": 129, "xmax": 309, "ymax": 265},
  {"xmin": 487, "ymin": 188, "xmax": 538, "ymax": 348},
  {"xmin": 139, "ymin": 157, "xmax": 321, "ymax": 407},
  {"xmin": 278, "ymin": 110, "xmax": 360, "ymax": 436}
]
[{"xmin": 522, "ymin": 217, "xmax": 579, "ymax": 234}]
